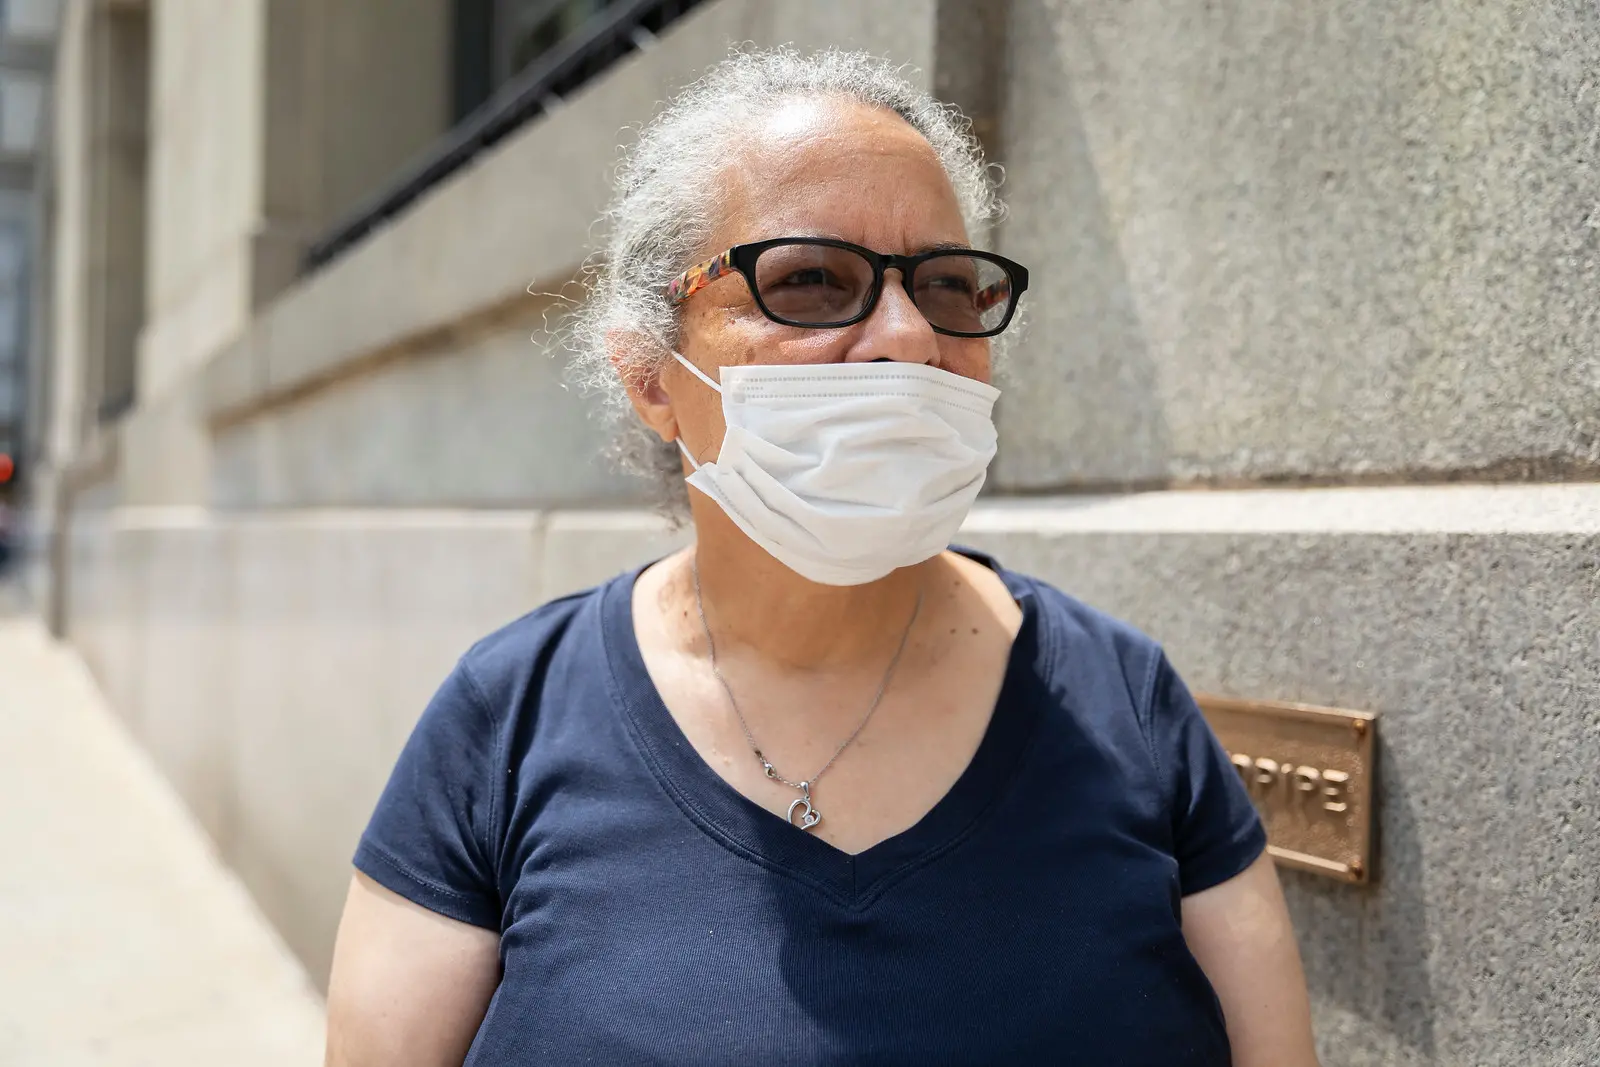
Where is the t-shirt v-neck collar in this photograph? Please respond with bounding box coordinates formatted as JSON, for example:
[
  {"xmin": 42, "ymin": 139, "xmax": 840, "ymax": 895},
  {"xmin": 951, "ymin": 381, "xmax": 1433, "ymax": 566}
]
[{"xmin": 600, "ymin": 552, "xmax": 1046, "ymax": 908}]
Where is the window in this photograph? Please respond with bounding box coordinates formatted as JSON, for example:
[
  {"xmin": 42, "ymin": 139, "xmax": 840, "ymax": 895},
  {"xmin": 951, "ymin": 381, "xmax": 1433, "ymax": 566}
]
[
  {"xmin": 0, "ymin": 224, "xmax": 22, "ymax": 424},
  {"xmin": 0, "ymin": 73, "xmax": 43, "ymax": 155},
  {"xmin": 453, "ymin": 0, "xmax": 620, "ymax": 121},
  {"xmin": 498, "ymin": 0, "xmax": 611, "ymax": 84},
  {"xmin": 3, "ymin": 0, "xmax": 61, "ymax": 43}
]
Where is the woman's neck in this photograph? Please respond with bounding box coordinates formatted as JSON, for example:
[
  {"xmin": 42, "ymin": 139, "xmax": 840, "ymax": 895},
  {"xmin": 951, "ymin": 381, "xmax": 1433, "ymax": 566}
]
[{"xmin": 677, "ymin": 498, "xmax": 931, "ymax": 672}]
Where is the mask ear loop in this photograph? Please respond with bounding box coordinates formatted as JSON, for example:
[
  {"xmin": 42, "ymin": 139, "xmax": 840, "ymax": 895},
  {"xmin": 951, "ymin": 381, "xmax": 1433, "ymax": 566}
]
[
  {"xmin": 670, "ymin": 352, "xmax": 722, "ymax": 472},
  {"xmin": 672, "ymin": 351, "xmax": 723, "ymax": 394},
  {"xmin": 675, "ymin": 437, "xmax": 702, "ymax": 471}
]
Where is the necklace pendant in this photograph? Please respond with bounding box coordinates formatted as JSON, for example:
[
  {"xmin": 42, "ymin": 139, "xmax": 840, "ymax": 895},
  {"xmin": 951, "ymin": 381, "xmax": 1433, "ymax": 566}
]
[
  {"xmin": 787, "ymin": 795, "xmax": 822, "ymax": 831},
  {"xmin": 787, "ymin": 781, "xmax": 821, "ymax": 831}
]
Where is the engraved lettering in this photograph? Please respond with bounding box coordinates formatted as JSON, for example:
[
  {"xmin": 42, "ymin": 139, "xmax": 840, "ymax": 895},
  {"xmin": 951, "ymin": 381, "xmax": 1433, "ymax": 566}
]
[
  {"xmin": 1253, "ymin": 758, "xmax": 1279, "ymax": 788},
  {"xmin": 1321, "ymin": 770, "xmax": 1350, "ymax": 813},
  {"xmin": 1290, "ymin": 765, "xmax": 1321, "ymax": 812},
  {"xmin": 1226, "ymin": 750, "xmax": 1354, "ymax": 818}
]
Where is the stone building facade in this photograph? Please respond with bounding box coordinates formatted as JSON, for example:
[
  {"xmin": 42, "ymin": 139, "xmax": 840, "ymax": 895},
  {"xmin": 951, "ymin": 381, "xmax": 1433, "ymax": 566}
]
[{"xmin": 20, "ymin": 2, "xmax": 1600, "ymax": 1064}]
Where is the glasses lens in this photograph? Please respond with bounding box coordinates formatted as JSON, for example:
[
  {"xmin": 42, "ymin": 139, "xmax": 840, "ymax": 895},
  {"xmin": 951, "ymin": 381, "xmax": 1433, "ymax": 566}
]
[
  {"xmin": 753, "ymin": 243, "xmax": 876, "ymax": 325},
  {"xmin": 914, "ymin": 254, "xmax": 1014, "ymax": 335}
]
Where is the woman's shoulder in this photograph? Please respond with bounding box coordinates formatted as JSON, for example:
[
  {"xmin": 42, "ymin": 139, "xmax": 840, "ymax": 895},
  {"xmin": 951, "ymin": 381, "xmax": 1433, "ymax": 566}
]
[
  {"xmin": 449, "ymin": 571, "xmax": 631, "ymax": 712},
  {"xmin": 996, "ymin": 563, "xmax": 1169, "ymax": 700},
  {"xmin": 1008, "ymin": 567, "xmax": 1158, "ymax": 644},
  {"xmin": 995, "ymin": 565, "xmax": 1229, "ymax": 813}
]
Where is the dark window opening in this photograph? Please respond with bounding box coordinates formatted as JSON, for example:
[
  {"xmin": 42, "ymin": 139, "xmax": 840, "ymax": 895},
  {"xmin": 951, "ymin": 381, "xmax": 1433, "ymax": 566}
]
[
  {"xmin": 452, "ymin": 0, "xmax": 622, "ymax": 124},
  {"xmin": 451, "ymin": 0, "xmax": 495, "ymax": 123}
]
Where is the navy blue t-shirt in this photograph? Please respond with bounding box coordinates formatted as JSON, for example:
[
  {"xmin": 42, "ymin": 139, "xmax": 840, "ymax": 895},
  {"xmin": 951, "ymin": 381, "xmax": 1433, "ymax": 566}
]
[{"xmin": 356, "ymin": 553, "xmax": 1266, "ymax": 1065}]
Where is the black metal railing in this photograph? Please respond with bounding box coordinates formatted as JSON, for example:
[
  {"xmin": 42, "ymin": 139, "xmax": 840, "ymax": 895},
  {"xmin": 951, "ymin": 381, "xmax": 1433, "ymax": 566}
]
[{"xmin": 303, "ymin": 0, "xmax": 710, "ymax": 273}]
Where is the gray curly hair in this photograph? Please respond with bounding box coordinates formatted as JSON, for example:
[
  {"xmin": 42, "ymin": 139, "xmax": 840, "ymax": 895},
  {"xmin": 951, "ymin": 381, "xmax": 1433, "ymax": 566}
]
[{"xmin": 563, "ymin": 47, "xmax": 1007, "ymax": 513}]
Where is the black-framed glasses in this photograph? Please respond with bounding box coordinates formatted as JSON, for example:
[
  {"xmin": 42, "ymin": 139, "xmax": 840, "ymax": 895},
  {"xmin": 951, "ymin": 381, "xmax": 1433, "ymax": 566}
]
[{"xmin": 665, "ymin": 237, "xmax": 1029, "ymax": 338}]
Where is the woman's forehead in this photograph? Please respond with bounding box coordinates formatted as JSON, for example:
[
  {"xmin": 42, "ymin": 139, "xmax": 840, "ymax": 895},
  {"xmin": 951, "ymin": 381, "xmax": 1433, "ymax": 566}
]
[
  {"xmin": 761, "ymin": 94, "xmax": 919, "ymax": 135},
  {"xmin": 708, "ymin": 98, "xmax": 968, "ymax": 250}
]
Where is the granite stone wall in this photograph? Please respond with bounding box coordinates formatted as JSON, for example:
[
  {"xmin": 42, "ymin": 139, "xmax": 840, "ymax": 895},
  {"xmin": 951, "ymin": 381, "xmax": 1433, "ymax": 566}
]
[{"xmin": 992, "ymin": 0, "xmax": 1600, "ymax": 491}]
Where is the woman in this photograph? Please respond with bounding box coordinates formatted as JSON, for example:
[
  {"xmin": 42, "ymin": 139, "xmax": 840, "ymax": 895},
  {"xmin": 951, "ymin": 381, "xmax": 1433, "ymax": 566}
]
[{"xmin": 326, "ymin": 49, "xmax": 1319, "ymax": 1067}]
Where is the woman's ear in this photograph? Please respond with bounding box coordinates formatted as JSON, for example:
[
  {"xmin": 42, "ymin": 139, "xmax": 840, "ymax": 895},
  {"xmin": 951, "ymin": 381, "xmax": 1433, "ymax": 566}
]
[{"xmin": 608, "ymin": 329, "xmax": 679, "ymax": 443}]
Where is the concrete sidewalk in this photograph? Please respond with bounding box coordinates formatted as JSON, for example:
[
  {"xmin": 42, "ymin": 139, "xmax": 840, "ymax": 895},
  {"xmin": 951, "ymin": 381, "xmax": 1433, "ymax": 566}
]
[{"xmin": 0, "ymin": 599, "xmax": 325, "ymax": 1065}]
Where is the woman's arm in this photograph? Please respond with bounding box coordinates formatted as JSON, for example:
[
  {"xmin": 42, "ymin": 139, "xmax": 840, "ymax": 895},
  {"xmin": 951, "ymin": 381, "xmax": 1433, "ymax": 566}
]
[
  {"xmin": 325, "ymin": 873, "xmax": 501, "ymax": 1067},
  {"xmin": 1181, "ymin": 853, "xmax": 1321, "ymax": 1067}
]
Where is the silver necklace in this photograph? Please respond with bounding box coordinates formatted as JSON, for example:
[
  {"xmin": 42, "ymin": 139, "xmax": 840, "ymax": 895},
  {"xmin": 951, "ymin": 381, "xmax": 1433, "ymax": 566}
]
[{"xmin": 691, "ymin": 557, "xmax": 923, "ymax": 832}]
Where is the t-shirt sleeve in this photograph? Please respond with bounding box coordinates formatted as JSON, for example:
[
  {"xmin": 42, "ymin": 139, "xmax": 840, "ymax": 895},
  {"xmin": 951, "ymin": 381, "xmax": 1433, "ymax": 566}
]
[
  {"xmin": 353, "ymin": 658, "xmax": 504, "ymax": 929},
  {"xmin": 1146, "ymin": 652, "xmax": 1267, "ymax": 896}
]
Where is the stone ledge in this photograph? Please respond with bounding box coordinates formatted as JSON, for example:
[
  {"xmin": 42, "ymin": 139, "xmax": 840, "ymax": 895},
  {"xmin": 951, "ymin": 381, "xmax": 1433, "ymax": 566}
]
[
  {"xmin": 139, "ymin": 507, "xmax": 551, "ymax": 531},
  {"xmin": 964, "ymin": 483, "xmax": 1600, "ymax": 534}
]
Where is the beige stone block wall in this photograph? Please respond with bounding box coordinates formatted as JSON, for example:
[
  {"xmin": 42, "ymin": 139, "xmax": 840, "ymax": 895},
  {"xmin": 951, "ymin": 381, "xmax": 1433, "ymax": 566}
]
[
  {"xmin": 141, "ymin": 0, "xmax": 264, "ymax": 402},
  {"xmin": 45, "ymin": 0, "xmax": 89, "ymax": 461},
  {"xmin": 271, "ymin": 0, "xmax": 451, "ymax": 232},
  {"xmin": 207, "ymin": 316, "xmax": 642, "ymax": 509},
  {"xmin": 139, "ymin": 0, "xmax": 451, "ymax": 406},
  {"xmin": 68, "ymin": 509, "xmax": 553, "ymax": 983}
]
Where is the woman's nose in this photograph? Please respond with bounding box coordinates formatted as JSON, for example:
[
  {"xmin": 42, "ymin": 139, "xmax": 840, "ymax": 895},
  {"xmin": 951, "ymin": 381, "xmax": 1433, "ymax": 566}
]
[{"xmin": 842, "ymin": 270, "xmax": 939, "ymax": 365}]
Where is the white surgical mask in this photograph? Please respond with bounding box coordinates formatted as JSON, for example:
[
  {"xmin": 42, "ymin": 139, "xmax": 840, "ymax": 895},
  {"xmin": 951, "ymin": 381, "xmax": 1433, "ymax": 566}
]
[{"xmin": 672, "ymin": 353, "xmax": 1000, "ymax": 586}]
